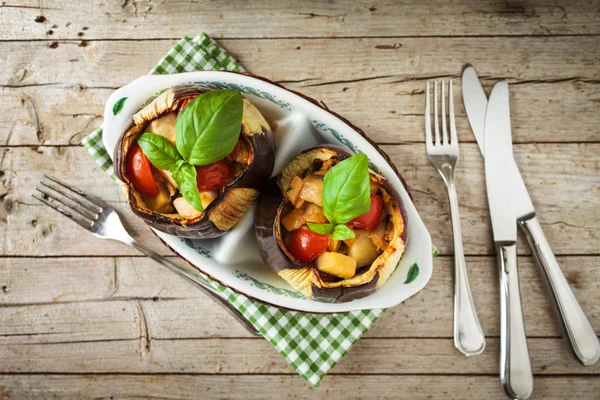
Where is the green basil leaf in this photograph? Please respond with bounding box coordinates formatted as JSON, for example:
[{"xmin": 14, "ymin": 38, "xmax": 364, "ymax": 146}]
[
  {"xmin": 137, "ymin": 133, "xmax": 182, "ymax": 171},
  {"xmin": 176, "ymin": 89, "xmax": 243, "ymax": 166},
  {"xmin": 330, "ymin": 224, "xmax": 355, "ymax": 241},
  {"xmin": 403, "ymin": 263, "xmax": 420, "ymax": 284},
  {"xmin": 171, "ymin": 162, "xmax": 203, "ymax": 212},
  {"xmin": 307, "ymin": 222, "xmax": 334, "ymax": 235},
  {"xmin": 322, "ymin": 154, "xmax": 371, "ymax": 224},
  {"xmin": 112, "ymin": 97, "xmax": 127, "ymax": 116}
]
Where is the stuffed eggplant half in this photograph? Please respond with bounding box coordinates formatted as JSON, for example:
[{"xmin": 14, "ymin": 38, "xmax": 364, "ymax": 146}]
[
  {"xmin": 255, "ymin": 146, "xmax": 407, "ymax": 302},
  {"xmin": 115, "ymin": 84, "xmax": 274, "ymax": 238}
]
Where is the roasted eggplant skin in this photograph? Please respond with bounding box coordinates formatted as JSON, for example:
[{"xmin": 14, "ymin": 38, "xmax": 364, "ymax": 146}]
[
  {"xmin": 114, "ymin": 84, "xmax": 275, "ymax": 238},
  {"xmin": 255, "ymin": 145, "xmax": 408, "ymax": 303}
]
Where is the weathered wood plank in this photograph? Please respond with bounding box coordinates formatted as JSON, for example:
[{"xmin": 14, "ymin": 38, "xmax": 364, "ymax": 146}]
[
  {"xmin": 1, "ymin": 144, "xmax": 597, "ymax": 256},
  {"xmin": 3, "ymin": 81, "xmax": 599, "ymax": 146},
  {"xmin": 1, "ymin": 337, "xmax": 599, "ymax": 375},
  {"xmin": 2, "ymin": 0, "xmax": 600, "ymax": 40},
  {"xmin": 2, "ymin": 37, "xmax": 600, "ymax": 145},
  {"xmin": 1, "ymin": 256, "xmax": 598, "ymax": 339},
  {"xmin": 0, "ymin": 375, "xmax": 598, "ymax": 400},
  {"xmin": 5, "ymin": 37, "xmax": 600, "ymax": 88}
]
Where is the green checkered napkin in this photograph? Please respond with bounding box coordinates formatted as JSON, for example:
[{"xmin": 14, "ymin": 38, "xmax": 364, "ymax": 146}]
[{"xmin": 83, "ymin": 33, "xmax": 384, "ymax": 386}]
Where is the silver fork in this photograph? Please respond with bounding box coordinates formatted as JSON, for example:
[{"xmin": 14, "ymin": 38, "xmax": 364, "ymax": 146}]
[
  {"xmin": 425, "ymin": 80, "xmax": 485, "ymax": 356},
  {"xmin": 32, "ymin": 175, "xmax": 261, "ymax": 337}
]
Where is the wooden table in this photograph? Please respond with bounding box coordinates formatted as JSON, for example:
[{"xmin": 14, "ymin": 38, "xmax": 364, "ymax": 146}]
[{"xmin": 1, "ymin": 1, "xmax": 599, "ymax": 398}]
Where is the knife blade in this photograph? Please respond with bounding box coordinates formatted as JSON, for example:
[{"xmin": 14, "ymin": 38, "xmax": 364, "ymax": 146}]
[
  {"xmin": 484, "ymin": 81, "xmax": 533, "ymax": 400},
  {"xmin": 462, "ymin": 66, "xmax": 535, "ymax": 220},
  {"xmin": 463, "ymin": 65, "xmax": 600, "ymax": 367},
  {"xmin": 484, "ymin": 81, "xmax": 517, "ymax": 241}
]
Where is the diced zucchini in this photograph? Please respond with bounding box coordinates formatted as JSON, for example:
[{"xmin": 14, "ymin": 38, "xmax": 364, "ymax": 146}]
[
  {"xmin": 316, "ymin": 252, "xmax": 357, "ymax": 279},
  {"xmin": 281, "ymin": 207, "xmax": 306, "ymax": 231},
  {"xmin": 299, "ymin": 174, "xmax": 324, "ymax": 206},
  {"xmin": 327, "ymin": 239, "xmax": 341, "ymax": 252},
  {"xmin": 284, "ymin": 175, "xmax": 304, "ymax": 207},
  {"xmin": 303, "ymin": 203, "xmax": 327, "ymax": 224},
  {"xmin": 147, "ymin": 112, "xmax": 177, "ymax": 145},
  {"xmin": 144, "ymin": 183, "xmax": 174, "ymax": 214},
  {"xmin": 347, "ymin": 229, "xmax": 381, "ymax": 267}
]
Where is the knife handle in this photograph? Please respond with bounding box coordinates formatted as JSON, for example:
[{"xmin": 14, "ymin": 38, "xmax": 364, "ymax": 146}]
[
  {"xmin": 519, "ymin": 215, "xmax": 600, "ymax": 366},
  {"xmin": 497, "ymin": 242, "xmax": 533, "ymax": 400}
]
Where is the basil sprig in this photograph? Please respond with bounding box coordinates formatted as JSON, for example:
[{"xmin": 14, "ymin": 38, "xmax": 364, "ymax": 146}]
[
  {"xmin": 138, "ymin": 132, "xmax": 204, "ymax": 212},
  {"xmin": 135, "ymin": 89, "xmax": 244, "ymax": 212},
  {"xmin": 307, "ymin": 154, "xmax": 371, "ymax": 241},
  {"xmin": 137, "ymin": 133, "xmax": 182, "ymax": 171},
  {"xmin": 176, "ymin": 89, "xmax": 243, "ymax": 166}
]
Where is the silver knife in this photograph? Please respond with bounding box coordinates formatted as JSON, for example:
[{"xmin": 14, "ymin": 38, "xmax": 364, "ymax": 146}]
[
  {"xmin": 463, "ymin": 66, "xmax": 600, "ymax": 367},
  {"xmin": 485, "ymin": 81, "xmax": 533, "ymax": 400}
]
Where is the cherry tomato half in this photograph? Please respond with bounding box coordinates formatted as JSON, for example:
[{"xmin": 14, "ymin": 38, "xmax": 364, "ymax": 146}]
[
  {"xmin": 195, "ymin": 159, "xmax": 233, "ymax": 191},
  {"xmin": 349, "ymin": 193, "xmax": 383, "ymax": 231},
  {"xmin": 287, "ymin": 226, "xmax": 330, "ymax": 263},
  {"xmin": 126, "ymin": 143, "xmax": 159, "ymax": 196}
]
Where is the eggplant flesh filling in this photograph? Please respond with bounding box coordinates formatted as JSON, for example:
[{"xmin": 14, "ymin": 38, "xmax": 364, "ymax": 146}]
[
  {"xmin": 280, "ymin": 158, "xmax": 394, "ymax": 282},
  {"xmin": 129, "ymin": 105, "xmax": 251, "ymax": 219}
]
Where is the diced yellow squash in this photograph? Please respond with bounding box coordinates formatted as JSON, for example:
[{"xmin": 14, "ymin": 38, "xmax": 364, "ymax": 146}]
[
  {"xmin": 343, "ymin": 234, "xmax": 356, "ymax": 247},
  {"xmin": 281, "ymin": 202, "xmax": 328, "ymax": 232},
  {"xmin": 284, "ymin": 175, "xmax": 304, "ymax": 207},
  {"xmin": 316, "ymin": 252, "xmax": 357, "ymax": 279},
  {"xmin": 304, "ymin": 203, "xmax": 327, "ymax": 224},
  {"xmin": 173, "ymin": 196, "xmax": 202, "ymax": 219},
  {"xmin": 281, "ymin": 207, "xmax": 306, "ymax": 231},
  {"xmin": 143, "ymin": 183, "xmax": 174, "ymax": 214},
  {"xmin": 327, "ymin": 239, "xmax": 341, "ymax": 252},
  {"xmin": 200, "ymin": 191, "xmax": 218, "ymax": 209},
  {"xmin": 347, "ymin": 229, "xmax": 381, "ymax": 267},
  {"xmin": 299, "ymin": 174, "xmax": 324, "ymax": 206},
  {"xmin": 147, "ymin": 112, "xmax": 177, "ymax": 145}
]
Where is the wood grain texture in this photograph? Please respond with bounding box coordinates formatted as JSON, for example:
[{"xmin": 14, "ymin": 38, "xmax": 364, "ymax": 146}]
[
  {"xmin": 1, "ymin": 256, "xmax": 598, "ymax": 339},
  {"xmin": 2, "ymin": 37, "xmax": 600, "ymax": 145},
  {"xmin": 0, "ymin": 375, "xmax": 598, "ymax": 400},
  {"xmin": 1, "ymin": 144, "xmax": 597, "ymax": 256},
  {"xmin": 2, "ymin": 1, "xmax": 600, "ymax": 398},
  {"xmin": 2, "ymin": 0, "xmax": 600, "ymax": 40}
]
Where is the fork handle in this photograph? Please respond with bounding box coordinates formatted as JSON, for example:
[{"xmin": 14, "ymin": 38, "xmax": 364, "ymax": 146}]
[
  {"xmin": 518, "ymin": 215, "xmax": 600, "ymax": 366},
  {"xmin": 129, "ymin": 240, "xmax": 261, "ymax": 337},
  {"xmin": 445, "ymin": 177, "xmax": 486, "ymax": 356}
]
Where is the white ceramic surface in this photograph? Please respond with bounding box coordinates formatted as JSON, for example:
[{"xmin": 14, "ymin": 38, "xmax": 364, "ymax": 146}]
[{"xmin": 103, "ymin": 71, "xmax": 433, "ymax": 313}]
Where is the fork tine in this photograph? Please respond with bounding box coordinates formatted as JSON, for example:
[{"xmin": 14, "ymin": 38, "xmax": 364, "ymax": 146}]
[
  {"xmin": 425, "ymin": 81, "xmax": 432, "ymax": 148},
  {"xmin": 40, "ymin": 181, "xmax": 101, "ymax": 217},
  {"xmin": 36, "ymin": 185, "xmax": 96, "ymax": 221},
  {"xmin": 44, "ymin": 175, "xmax": 109, "ymax": 209},
  {"xmin": 441, "ymin": 81, "xmax": 449, "ymax": 145},
  {"xmin": 449, "ymin": 80, "xmax": 458, "ymax": 145},
  {"xmin": 32, "ymin": 193, "xmax": 93, "ymax": 230},
  {"xmin": 433, "ymin": 81, "xmax": 440, "ymax": 145}
]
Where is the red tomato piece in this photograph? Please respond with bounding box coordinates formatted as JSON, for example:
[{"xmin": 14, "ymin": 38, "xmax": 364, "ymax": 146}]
[
  {"xmin": 195, "ymin": 160, "xmax": 233, "ymax": 191},
  {"xmin": 126, "ymin": 143, "xmax": 159, "ymax": 196},
  {"xmin": 287, "ymin": 226, "xmax": 330, "ymax": 263},
  {"xmin": 349, "ymin": 193, "xmax": 383, "ymax": 231}
]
